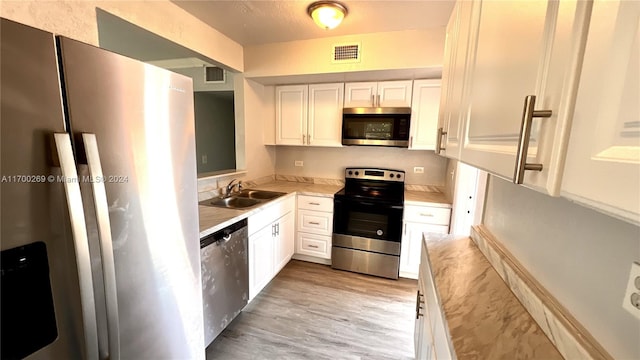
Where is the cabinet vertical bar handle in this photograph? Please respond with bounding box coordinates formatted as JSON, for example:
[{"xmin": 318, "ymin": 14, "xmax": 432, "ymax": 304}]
[
  {"xmin": 307, "ymin": 134, "xmax": 311, "ymax": 145},
  {"xmin": 376, "ymin": 94, "xmax": 381, "ymax": 107},
  {"xmin": 415, "ymin": 290, "xmax": 424, "ymax": 319},
  {"xmin": 435, "ymin": 127, "xmax": 447, "ymax": 154},
  {"xmin": 302, "ymin": 134, "xmax": 305, "ymax": 145},
  {"xmin": 371, "ymin": 94, "xmax": 375, "ymax": 107},
  {"xmin": 514, "ymin": 95, "xmax": 552, "ymax": 184}
]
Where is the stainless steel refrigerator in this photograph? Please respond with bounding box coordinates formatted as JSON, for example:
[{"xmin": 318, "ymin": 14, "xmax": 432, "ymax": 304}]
[{"xmin": 0, "ymin": 18, "xmax": 204, "ymax": 359}]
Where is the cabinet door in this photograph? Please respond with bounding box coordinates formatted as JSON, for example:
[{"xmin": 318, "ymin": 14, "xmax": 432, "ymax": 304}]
[
  {"xmin": 410, "ymin": 79, "xmax": 441, "ymax": 150},
  {"xmin": 438, "ymin": 1, "xmax": 474, "ymax": 159},
  {"xmin": 249, "ymin": 224, "xmax": 274, "ymax": 301},
  {"xmin": 274, "ymin": 211, "xmax": 295, "ymax": 273},
  {"xmin": 344, "ymin": 82, "xmax": 377, "ymax": 107},
  {"xmin": 378, "ymin": 80, "xmax": 413, "ymax": 107},
  {"xmin": 276, "ymin": 85, "xmax": 307, "ymax": 145},
  {"xmin": 308, "ymin": 83, "xmax": 344, "ymax": 147},
  {"xmin": 400, "ymin": 222, "xmax": 448, "ymax": 279},
  {"xmin": 561, "ymin": 0, "xmax": 640, "ymax": 225},
  {"xmin": 459, "ymin": 1, "xmax": 589, "ymax": 195}
]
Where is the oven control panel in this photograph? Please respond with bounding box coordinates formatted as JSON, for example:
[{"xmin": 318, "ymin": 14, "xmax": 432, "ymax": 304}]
[{"xmin": 345, "ymin": 168, "xmax": 405, "ymax": 182}]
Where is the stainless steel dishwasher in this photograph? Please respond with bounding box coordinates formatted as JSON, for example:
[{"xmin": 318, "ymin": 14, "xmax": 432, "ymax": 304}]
[{"xmin": 200, "ymin": 218, "xmax": 248, "ymax": 346}]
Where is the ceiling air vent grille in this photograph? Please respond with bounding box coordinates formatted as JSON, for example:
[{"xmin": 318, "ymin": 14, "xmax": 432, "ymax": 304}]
[
  {"xmin": 204, "ymin": 66, "xmax": 225, "ymax": 83},
  {"xmin": 332, "ymin": 43, "xmax": 361, "ymax": 63}
]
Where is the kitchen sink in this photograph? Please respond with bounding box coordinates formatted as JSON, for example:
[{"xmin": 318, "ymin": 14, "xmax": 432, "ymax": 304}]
[
  {"xmin": 234, "ymin": 189, "xmax": 286, "ymax": 200},
  {"xmin": 200, "ymin": 189, "xmax": 286, "ymax": 209},
  {"xmin": 205, "ymin": 197, "xmax": 261, "ymax": 209}
]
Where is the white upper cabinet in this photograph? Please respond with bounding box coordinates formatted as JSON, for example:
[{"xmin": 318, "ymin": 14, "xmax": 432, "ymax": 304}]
[
  {"xmin": 561, "ymin": 0, "xmax": 640, "ymax": 225},
  {"xmin": 344, "ymin": 82, "xmax": 378, "ymax": 107},
  {"xmin": 409, "ymin": 79, "xmax": 441, "ymax": 150},
  {"xmin": 276, "ymin": 83, "xmax": 343, "ymax": 147},
  {"xmin": 344, "ymin": 80, "xmax": 413, "ymax": 108},
  {"xmin": 450, "ymin": 0, "xmax": 590, "ymax": 196},
  {"xmin": 276, "ymin": 85, "xmax": 307, "ymax": 145},
  {"xmin": 437, "ymin": 1, "xmax": 474, "ymax": 159},
  {"xmin": 308, "ymin": 83, "xmax": 344, "ymax": 147}
]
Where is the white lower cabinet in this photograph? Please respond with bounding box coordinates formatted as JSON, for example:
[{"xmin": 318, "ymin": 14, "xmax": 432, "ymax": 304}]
[
  {"xmin": 248, "ymin": 195, "xmax": 295, "ymax": 301},
  {"xmin": 401, "ymin": 204, "xmax": 451, "ymax": 279},
  {"xmin": 416, "ymin": 238, "xmax": 454, "ymax": 360},
  {"xmin": 294, "ymin": 194, "xmax": 333, "ymax": 262}
]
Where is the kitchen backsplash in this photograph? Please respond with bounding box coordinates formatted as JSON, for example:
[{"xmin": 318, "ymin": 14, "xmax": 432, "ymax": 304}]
[{"xmin": 275, "ymin": 146, "xmax": 448, "ymax": 186}]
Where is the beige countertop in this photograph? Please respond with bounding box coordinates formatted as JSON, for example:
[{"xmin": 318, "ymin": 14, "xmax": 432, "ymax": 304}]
[
  {"xmin": 198, "ymin": 180, "xmax": 451, "ymax": 238},
  {"xmin": 423, "ymin": 233, "xmax": 562, "ymax": 359}
]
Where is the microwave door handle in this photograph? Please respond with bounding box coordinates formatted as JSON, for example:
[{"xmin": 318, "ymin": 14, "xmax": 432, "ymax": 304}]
[
  {"xmin": 81, "ymin": 133, "xmax": 121, "ymax": 360},
  {"xmin": 53, "ymin": 133, "xmax": 100, "ymax": 360}
]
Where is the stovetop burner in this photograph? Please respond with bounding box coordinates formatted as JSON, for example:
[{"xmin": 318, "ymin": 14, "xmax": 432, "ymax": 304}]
[{"xmin": 335, "ymin": 168, "xmax": 405, "ymax": 205}]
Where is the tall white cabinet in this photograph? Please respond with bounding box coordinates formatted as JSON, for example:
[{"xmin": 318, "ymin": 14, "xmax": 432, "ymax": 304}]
[
  {"xmin": 409, "ymin": 80, "xmax": 441, "ymax": 150},
  {"xmin": 561, "ymin": 0, "xmax": 640, "ymax": 224},
  {"xmin": 276, "ymin": 83, "xmax": 344, "ymax": 147}
]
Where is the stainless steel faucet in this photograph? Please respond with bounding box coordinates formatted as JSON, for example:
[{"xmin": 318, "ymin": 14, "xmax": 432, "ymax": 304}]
[{"xmin": 224, "ymin": 179, "xmax": 242, "ymax": 197}]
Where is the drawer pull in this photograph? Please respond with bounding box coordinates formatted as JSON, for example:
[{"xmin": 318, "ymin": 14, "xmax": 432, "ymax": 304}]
[
  {"xmin": 419, "ymin": 213, "xmax": 434, "ymax": 217},
  {"xmin": 307, "ymin": 244, "xmax": 319, "ymax": 249},
  {"xmin": 308, "ymin": 221, "xmax": 321, "ymax": 225},
  {"xmin": 308, "ymin": 202, "xmax": 320, "ymax": 206}
]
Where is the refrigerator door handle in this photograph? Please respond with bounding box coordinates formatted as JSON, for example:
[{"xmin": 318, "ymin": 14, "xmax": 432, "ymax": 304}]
[
  {"xmin": 53, "ymin": 133, "xmax": 100, "ymax": 360},
  {"xmin": 81, "ymin": 133, "xmax": 121, "ymax": 360}
]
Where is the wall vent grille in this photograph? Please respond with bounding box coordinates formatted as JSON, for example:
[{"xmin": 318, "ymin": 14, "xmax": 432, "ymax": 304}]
[
  {"xmin": 332, "ymin": 43, "xmax": 361, "ymax": 63},
  {"xmin": 204, "ymin": 66, "xmax": 225, "ymax": 83}
]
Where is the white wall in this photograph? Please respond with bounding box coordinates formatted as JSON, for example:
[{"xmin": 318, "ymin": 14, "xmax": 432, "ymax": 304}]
[
  {"xmin": 275, "ymin": 146, "xmax": 447, "ymax": 185},
  {"xmin": 0, "ymin": 0, "xmax": 244, "ymax": 71},
  {"xmin": 173, "ymin": 68, "xmax": 235, "ymax": 92},
  {"xmin": 244, "ymin": 29, "xmax": 444, "ymax": 80},
  {"xmin": 483, "ymin": 175, "xmax": 640, "ymax": 360}
]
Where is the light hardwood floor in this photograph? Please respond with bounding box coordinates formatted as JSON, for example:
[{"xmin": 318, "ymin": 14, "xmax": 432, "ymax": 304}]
[{"xmin": 206, "ymin": 260, "xmax": 418, "ymax": 360}]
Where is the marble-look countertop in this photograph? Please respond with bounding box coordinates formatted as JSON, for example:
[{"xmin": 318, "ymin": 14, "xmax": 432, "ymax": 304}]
[
  {"xmin": 199, "ymin": 180, "xmax": 451, "ymax": 238},
  {"xmin": 423, "ymin": 233, "xmax": 562, "ymax": 359},
  {"xmin": 405, "ymin": 190, "xmax": 451, "ymax": 207},
  {"xmin": 199, "ymin": 181, "xmax": 343, "ymax": 237}
]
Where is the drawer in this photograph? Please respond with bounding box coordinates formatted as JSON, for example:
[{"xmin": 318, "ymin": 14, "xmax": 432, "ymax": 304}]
[
  {"xmin": 403, "ymin": 205, "xmax": 451, "ymax": 226},
  {"xmin": 297, "ymin": 209, "xmax": 333, "ymax": 236},
  {"xmin": 296, "ymin": 232, "xmax": 331, "ymax": 259},
  {"xmin": 248, "ymin": 195, "xmax": 295, "ymax": 236},
  {"xmin": 297, "ymin": 195, "xmax": 333, "ymax": 212}
]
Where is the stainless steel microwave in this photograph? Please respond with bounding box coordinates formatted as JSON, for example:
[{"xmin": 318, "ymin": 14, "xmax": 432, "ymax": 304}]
[{"xmin": 341, "ymin": 107, "xmax": 411, "ymax": 147}]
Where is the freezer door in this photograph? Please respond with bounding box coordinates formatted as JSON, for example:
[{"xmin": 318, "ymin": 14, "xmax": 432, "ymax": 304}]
[
  {"xmin": 1, "ymin": 18, "xmax": 97, "ymax": 359},
  {"xmin": 57, "ymin": 36, "xmax": 204, "ymax": 359}
]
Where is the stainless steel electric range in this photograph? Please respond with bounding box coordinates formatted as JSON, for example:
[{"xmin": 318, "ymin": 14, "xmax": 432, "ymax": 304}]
[{"xmin": 331, "ymin": 168, "xmax": 405, "ymax": 279}]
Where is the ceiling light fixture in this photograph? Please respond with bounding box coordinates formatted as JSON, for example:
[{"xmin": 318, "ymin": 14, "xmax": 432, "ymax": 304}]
[{"xmin": 307, "ymin": 1, "xmax": 348, "ymax": 30}]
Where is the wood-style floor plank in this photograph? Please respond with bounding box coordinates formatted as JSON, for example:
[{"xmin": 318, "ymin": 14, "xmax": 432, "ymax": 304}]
[{"xmin": 206, "ymin": 260, "xmax": 418, "ymax": 360}]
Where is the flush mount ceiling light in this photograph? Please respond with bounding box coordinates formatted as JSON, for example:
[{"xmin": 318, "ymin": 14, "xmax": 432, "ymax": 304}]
[{"xmin": 307, "ymin": 1, "xmax": 348, "ymax": 30}]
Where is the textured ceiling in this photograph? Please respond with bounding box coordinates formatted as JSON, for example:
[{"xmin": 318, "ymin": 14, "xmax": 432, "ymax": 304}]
[{"xmin": 172, "ymin": 0, "xmax": 455, "ymax": 46}]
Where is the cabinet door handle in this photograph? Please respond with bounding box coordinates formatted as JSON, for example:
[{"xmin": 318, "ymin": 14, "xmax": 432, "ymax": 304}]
[
  {"xmin": 415, "ymin": 290, "xmax": 424, "ymax": 319},
  {"xmin": 307, "ymin": 134, "xmax": 311, "ymax": 145},
  {"xmin": 435, "ymin": 127, "xmax": 447, "ymax": 154},
  {"xmin": 308, "ymin": 202, "xmax": 320, "ymax": 206},
  {"xmin": 302, "ymin": 134, "xmax": 306, "ymax": 145},
  {"xmin": 409, "ymin": 136, "xmax": 413, "ymax": 148},
  {"xmin": 419, "ymin": 213, "xmax": 434, "ymax": 217},
  {"xmin": 514, "ymin": 95, "xmax": 552, "ymax": 184},
  {"xmin": 308, "ymin": 244, "xmax": 319, "ymax": 249},
  {"xmin": 371, "ymin": 94, "xmax": 375, "ymax": 107},
  {"xmin": 376, "ymin": 94, "xmax": 381, "ymax": 107},
  {"xmin": 308, "ymin": 221, "xmax": 320, "ymax": 225},
  {"xmin": 276, "ymin": 223, "xmax": 280, "ymax": 235}
]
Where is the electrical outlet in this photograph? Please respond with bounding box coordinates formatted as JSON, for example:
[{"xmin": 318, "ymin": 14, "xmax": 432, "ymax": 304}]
[
  {"xmin": 413, "ymin": 167, "xmax": 424, "ymax": 174},
  {"xmin": 202, "ymin": 154, "xmax": 208, "ymax": 164},
  {"xmin": 294, "ymin": 160, "xmax": 303, "ymax": 167},
  {"xmin": 622, "ymin": 262, "xmax": 640, "ymax": 320}
]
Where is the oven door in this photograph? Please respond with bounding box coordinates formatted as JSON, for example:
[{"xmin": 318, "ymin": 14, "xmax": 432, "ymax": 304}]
[{"xmin": 333, "ymin": 197, "xmax": 403, "ymax": 242}]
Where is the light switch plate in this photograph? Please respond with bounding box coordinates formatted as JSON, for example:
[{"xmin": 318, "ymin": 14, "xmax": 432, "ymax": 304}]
[
  {"xmin": 294, "ymin": 160, "xmax": 303, "ymax": 167},
  {"xmin": 413, "ymin": 167, "xmax": 424, "ymax": 174},
  {"xmin": 622, "ymin": 262, "xmax": 640, "ymax": 320}
]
